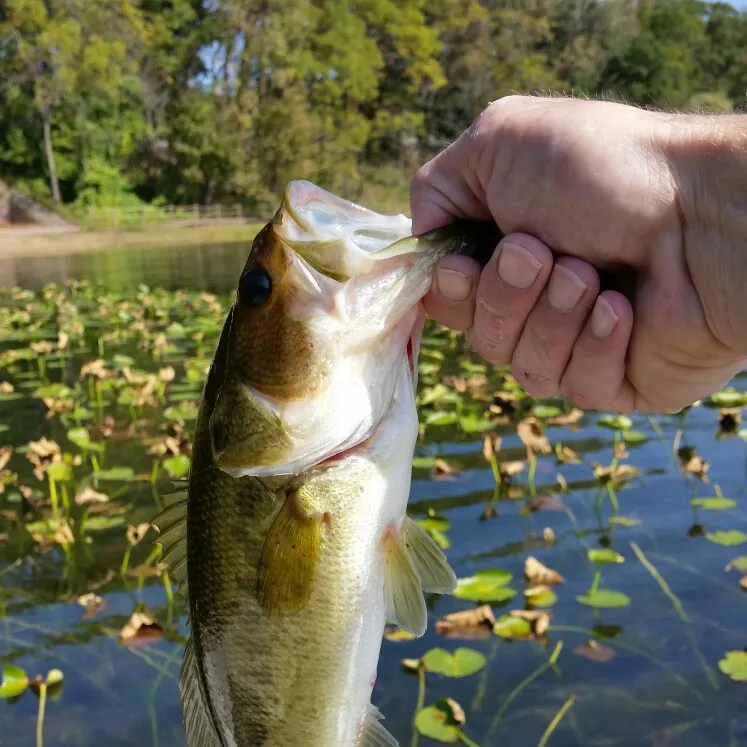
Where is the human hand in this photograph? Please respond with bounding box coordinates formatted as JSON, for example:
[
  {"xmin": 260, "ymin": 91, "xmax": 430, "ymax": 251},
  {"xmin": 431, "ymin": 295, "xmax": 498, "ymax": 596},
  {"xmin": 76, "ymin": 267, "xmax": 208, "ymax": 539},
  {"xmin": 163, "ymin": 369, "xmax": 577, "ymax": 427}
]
[{"xmin": 410, "ymin": 95, "xmax": 747, "ymax": 413}]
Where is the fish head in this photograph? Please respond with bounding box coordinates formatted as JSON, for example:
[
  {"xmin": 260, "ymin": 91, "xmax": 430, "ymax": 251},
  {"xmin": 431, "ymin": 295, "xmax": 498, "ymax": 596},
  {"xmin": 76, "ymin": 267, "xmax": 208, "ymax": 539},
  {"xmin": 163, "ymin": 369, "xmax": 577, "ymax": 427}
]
[{"xmin": 209, "ymin": 180, "xmax": 496, "ymax": 478}]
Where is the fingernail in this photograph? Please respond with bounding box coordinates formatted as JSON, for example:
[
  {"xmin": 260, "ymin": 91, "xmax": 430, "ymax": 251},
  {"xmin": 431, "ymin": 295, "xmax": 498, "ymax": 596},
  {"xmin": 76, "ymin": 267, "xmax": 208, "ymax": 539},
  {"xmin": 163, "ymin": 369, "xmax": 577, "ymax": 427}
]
[
  {"xmin": 547, "ymin": 265, "xmax": 587, "ymax": 311},
  {"xmin": 590, "ymin": 296, "xmax": 619, "ymax": 337},
  {"xmin": 497, "ymin": 242, "xmax": 542, "ymax": 289},
  {"xmin": 436, "ymin": 268, "xmax": 473, "ymax": 301}
]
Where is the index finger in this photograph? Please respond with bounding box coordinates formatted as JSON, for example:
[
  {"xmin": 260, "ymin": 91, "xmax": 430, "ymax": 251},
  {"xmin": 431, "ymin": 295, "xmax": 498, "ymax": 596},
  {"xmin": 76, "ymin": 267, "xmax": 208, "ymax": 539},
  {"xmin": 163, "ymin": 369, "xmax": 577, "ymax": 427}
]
[{"xmin": 409, "ymin": 134, "xmax": 492, "ymax": 234}]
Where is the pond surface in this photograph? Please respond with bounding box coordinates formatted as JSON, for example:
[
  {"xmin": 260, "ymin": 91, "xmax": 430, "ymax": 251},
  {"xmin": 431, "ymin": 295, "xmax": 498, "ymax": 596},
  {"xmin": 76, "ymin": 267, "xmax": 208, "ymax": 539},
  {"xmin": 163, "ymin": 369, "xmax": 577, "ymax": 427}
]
[{"xmin": 1, "ymin": 240, "xmax": 747, "ymax": 747}]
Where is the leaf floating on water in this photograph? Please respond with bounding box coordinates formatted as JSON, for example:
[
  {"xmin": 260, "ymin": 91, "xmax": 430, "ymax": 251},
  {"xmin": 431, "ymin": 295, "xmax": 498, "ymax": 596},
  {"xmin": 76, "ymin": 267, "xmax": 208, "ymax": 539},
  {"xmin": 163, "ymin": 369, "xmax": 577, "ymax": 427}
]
[
  {"xmin": 494, "ymin": 609, "xmax": 551, "ymax": 639},
  {"xmin": 623, "ymin": 430, "xmax": 648, "ymax": 445},
  {"xmin": 725, "ymin": 557, "xmax": 747, "ymax": 572},
  {"xmin": 706, "ymin": 530, "xmax": 747, "ymax": 547},
  {"xmin": 75, "ymin": 486, "xmax": 109, "ymax": 505},
  {"xmin": 593, "ymin": 463, "xmax": 640, "ymax": 485},
  {"xmin": 452, "ymin": 569, "xmax": 516, "ymax": 603},
  {"xmin": 691, "ymin": 496, "xmax": 736, "ymax": 511},
  {"xmin": 587, "ymin": 549, "xmax": 625, "ymax": 565},
  {"xmin": 517, "ymin": 417, "xmax": 552, "ymax": 456},
  {"xmin": 77, "ymin": 593, "xmax": 107, "ymax": 619},
  {"xmin": 718, "ymin": 650, "xmax": 747, "ymax": 682},
  {"xmin": 415, "ymin": 698, "xmax": 467, "ymax": 743},
  {"xmin": 126, "ymin": 523, "xmax": 151, "ymax": 546},
  {"xmin": 435, "ymin": 605, "xmax": 496, "ymax": 639},
  {"xmin": 400, "ymin": 658, "xmax": 421, "ymax": 674},
  {"xmin": 740, "ymin": 576, "xmax": 747, "ymax": 592},
  {"xmin": 422, "ymin": 647, "xmax": 486, "ymax": 677},
  {"xmin": 430, "ymin": 458, "xmax": 459, "ymax": 481},
  {"xmin": 384, "ymin": 627, "xmax": 416, "ymax": 642},
  {"xmin": 0, "ymin": 665, "xmax": 29, "ymax": 699},
  {"xmin": 677, "ymin": 446, "xmax": 709, "ymax": 483},
  {"xmin": 525, "ymin": 556, "xmax": 565, "ymax": 587},
  {"xmin": 597, "ymin": 414, "xmax": 632, "ymax": 431},
  {"xmin": 119, "ymin": 610, "xmax": 163, "ymax": 646},
  {"xmin": 573, "ymin": 640, "xmax": 615, "ymax": 663},
  {"xmin": 555, "ymin": 444, "xmax": 581, "ymax": 464},
  {"xmin": 609, "ymin": 516, "xmax": 642, "ymax": 527},
  {"xmin": 524, "ymin": 585, "xmax": 558, "ymax": 608},
  {"xmin": 576, "ymin": 589, "xmax": 631, "ymax": 609},
  {"xmin": 547, "ymin": 408, "xmax": 584, "ymax": 427}
]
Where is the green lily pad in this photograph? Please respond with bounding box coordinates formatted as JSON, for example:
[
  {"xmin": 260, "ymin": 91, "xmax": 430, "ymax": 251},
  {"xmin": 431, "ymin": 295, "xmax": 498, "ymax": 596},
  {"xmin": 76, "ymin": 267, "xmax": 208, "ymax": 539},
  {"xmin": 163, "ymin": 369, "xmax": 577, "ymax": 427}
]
[
  {"xmin": 422, "ymin": 648, "xmax": 486, "ymax": 677},
  {"xmin": 163, "ymin": 454, "xmax": 191, "ymax": 479},
  {"xmin": 623, "ymin": 430, "xmax": 647, "ymax": 445},
  {"xmin": 706, "ymin": 530, "xmax": 747, "ymax": 547},
  {"xmin": 164, "ymin": 404, "xmax": 199, "ymax": 421},
  {"xmin": 0, "ymin": 665, "xmax": 29, "ymax": 699},
  {"xmin": 692, "ymin": 497, "xmax": 737, "ymax": 511},
  {"xmin": 576, "ymin": 589, "xmax": 631, "ymax": 609},
  {"xmin": 0, "ymin": 392, "xmax": 23, "ymax": 402},
  {"xmin": 726, "ymin": 557, "xmax": 747, "ymax": 572},
  {"xmin": 452, "ymin": 569, "xmax": 516, "ymax": 603},
  {"xmin": 608, "ymin": 516, "xmax": 642, "ymax": 527},
  {"xmin": 414, "ymin": 700, "xmax": 463, "ymax": 743},
  {"xmin": 45, "ymin": 669, "xmax": 64, "ymax": 687},
  {"xmin": 525, "ymin": 587, "xmax": 558, "ymax": 608},
  {"xmin": 459, "ymin": 414, "xmax": 493, "ymax": 433},
  {"xmin": 412, "ymin": 455, "xmax": 437, "ymax": 468},
  {"xmin": 94, "ymin": 466, "xmax": 136, "ymax": 482},
  {"xmin": 597, "ymin": 414, "xmax": 633, "ymax": 431},
  {"xmin": 532, "ymin": 405, "xmax": 562, "ymax": 419},
  {"xmin": 84, "ymin": 515, "xmax": 126, "ymax": 531},
  {"xmin": 425, "ymin": 411, "xmax": 459, "ymax": 427},
  {"xmin": 711, "ymin": 390, "xmax": 747, "ymax": 407},
  {"xmin": 46, "ymin": 462, "xmax": 72, "ymax": 482},
  {"xmin": 588, "ymin": 549, "xmax": 625, "ymax": 565},
  {"xmin": 718, "ymin": 650, "xmax": 747, "ymax": 682},
  {"xmin": 493, "ymin": 615, "xmax": 532, "ymax": 639}
]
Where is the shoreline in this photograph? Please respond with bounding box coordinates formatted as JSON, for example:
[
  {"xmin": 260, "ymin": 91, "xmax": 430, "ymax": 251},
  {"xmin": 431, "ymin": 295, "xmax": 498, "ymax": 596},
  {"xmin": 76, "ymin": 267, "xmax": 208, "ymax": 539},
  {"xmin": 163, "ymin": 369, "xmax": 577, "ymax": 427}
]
[{"xmin": 0, "ymin": 219, "xmax": 264, "ymax": 258}]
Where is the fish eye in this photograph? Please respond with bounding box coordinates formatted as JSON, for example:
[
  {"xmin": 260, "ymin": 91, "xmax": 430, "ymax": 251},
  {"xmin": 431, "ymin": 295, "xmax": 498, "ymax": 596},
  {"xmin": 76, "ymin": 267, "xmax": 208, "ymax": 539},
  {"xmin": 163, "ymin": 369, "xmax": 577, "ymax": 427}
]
[{"xmin": 238, "ymin": 266, "xmax": 272, "ymax": 307}]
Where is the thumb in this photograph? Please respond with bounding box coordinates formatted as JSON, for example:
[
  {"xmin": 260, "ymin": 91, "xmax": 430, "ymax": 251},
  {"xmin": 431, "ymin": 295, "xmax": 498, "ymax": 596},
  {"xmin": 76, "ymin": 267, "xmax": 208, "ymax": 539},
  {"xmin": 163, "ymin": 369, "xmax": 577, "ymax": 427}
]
[{"xmin": 409, "ymin": 134, "xmax": 492, "ymax": 234}]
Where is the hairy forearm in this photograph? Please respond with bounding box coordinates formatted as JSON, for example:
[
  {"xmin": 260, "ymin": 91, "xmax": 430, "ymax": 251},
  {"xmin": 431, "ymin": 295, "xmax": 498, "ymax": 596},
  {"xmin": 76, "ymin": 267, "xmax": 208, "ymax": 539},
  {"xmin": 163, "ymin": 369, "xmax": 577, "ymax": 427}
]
[{"xmin": 665, "ymin": 114, "xmax": 747, "ymax": 355}]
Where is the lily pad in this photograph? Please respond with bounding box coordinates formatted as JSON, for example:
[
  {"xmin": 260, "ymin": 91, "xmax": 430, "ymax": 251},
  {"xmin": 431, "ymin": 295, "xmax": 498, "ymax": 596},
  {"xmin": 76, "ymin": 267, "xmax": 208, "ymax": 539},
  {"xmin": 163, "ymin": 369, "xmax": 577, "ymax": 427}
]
[
  {"xmin": 84, "ymin": 515, "xmax": 126, "ymax": 531},
  {"xmin": 425, "ymin": 411, "xmax": 459, "ymax": 427},
  {"xmin": 493, "ymin": 615, "xmax": 532, "ymax": 640},
  {"xmin": 597, "ymin": 414, "xmax": 633, "ymax": 431},
  {"xmin": 94, "ymin": 467, "xmax": 136, "ymax": 482},
  {"xmin": 726, "ymin": 557, "xmax": 747, "ymax": 572},
  {"xmin": 588, "ymin": 549, "xmax": 625, "ymax": 565},
  {"xmin": 692, "ymin": 497, "xmax": 736, "ymax": 511},
  {"xmin": 623, "ymin": 430, "xmax": 647, "ymax": 445},
  {"xmin": 706, "ymin": 530, "xmax": 747, "ymax": 547},
  {"xmin": 609, "ymin": 516, "xmax": 642, "ymax": 527},
  {"xmin": 422, "ymin": 648, "xmax": 486, "ymax": 677},
  {"xmin": 718, "ymin": 650, "xmax": 747, "ymax": 682},
  {"xmin": 576, "ymin": 589, "xmax": 631, "ymax": 609},
  {"xmin": 163, "ymin": 454, "xmax": 191, "ymax": 479},
  {"xmin": 710, "ymin": 390, "xmax": 747, "ymax": 407},
  {"xmin": 532, "ymin": 405, "xmax": 563, "ymax": 419},
  {"xmin": 0, "ymin": 665, "xmax": 29, "ymax": 699},
  {"xmin": 414, "ymin": 700, "xmax": 463, "ymax": 743},
  {"xmin": 452, "ymin": 569, "xmax": 517, "ymax": 603},
  {"xmin": 458, "ymin": 414, "xmax": 493, "ymax": 433},
  {"xmin": 164, "ymin": 404, "xmax": 199, "ymax": 421}
]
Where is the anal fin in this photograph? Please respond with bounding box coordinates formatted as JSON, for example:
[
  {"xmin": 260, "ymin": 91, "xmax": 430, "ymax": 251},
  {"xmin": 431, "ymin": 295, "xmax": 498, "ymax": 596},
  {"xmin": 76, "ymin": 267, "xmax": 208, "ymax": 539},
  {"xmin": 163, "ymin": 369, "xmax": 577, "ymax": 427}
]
[
  {"xmin": 383, "ymin": 527, "xmax": 427, "ymax": 637},
  {"xmin": 179, "ymin": 637, "xmax": 221, "ymax": 747},
  {"xmin": 358, "ymin": 704, "xmax": 399, "ymax": 747},
  {"xmin": 401, "ymin": 517, "xmax": 457, "ymax": 594},
  {"xmin": 257, "ymin": 487, "xmax": 322, "ymax": 616}
]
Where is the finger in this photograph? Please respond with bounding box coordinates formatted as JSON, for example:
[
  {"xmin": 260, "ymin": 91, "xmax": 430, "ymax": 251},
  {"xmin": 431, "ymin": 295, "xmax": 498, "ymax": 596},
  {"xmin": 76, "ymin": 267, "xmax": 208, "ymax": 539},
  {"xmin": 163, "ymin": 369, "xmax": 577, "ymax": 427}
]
[
  {"xmin": 468, "ymin": 233, "xmax": 554, "ymax": 365},
  {"xmin": 512, "ymin": 258, "xmax": 600, "ymax": 398},
  {"xmin": 410, "ymin": 136, "xmax": 492, "ymax": 234},
  {"xmin": 423, "ymin": 255, "xmax": 482, "ymax": 331},
  {"xmin": 560, "ymin": 291, "xmax": 635, "ymax": 412}
]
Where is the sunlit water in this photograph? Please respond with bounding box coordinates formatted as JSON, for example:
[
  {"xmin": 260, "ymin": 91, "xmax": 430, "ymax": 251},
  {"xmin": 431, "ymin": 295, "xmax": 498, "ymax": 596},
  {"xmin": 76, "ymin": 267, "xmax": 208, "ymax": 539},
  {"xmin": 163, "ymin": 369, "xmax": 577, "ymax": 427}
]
[{"xmin": 2, "ymin": 241, "xmax": 747, "ymax": 747}]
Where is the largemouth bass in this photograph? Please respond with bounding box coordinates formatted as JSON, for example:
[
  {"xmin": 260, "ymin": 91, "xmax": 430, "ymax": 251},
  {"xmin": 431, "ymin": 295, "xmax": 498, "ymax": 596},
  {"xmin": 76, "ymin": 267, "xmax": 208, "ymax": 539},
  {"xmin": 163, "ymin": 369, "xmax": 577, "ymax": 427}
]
[{"xmin": 153, "ymin": 181, "xmax": 496, "ymax": 747}]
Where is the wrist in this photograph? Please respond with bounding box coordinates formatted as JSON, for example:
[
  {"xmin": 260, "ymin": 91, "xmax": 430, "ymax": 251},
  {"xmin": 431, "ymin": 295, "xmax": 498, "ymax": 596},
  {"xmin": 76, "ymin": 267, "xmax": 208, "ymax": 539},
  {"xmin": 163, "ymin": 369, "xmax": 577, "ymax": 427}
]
[{"xmin": 660, "ymin": 113, "xmax": 747, "ymax": 354}]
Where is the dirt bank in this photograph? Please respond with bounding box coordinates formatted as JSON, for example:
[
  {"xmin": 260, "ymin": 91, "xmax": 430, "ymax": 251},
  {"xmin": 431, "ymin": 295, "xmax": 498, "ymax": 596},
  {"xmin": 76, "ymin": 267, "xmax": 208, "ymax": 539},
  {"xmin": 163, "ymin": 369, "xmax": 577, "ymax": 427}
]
[{"xmin": 0, "ymin": 219, "xmax": 263, "ymax": 258}]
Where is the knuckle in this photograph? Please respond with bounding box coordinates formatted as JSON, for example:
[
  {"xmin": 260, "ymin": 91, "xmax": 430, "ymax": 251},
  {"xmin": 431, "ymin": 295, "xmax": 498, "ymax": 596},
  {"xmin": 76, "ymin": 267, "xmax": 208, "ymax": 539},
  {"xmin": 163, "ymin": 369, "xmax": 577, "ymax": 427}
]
[
  {"xmin": 513, "ymin": 368, "xmax": 559, "ymax": 398},
  {"xmin": 467, "ymin": 326, "xmax": 510, "ymax": 365}
]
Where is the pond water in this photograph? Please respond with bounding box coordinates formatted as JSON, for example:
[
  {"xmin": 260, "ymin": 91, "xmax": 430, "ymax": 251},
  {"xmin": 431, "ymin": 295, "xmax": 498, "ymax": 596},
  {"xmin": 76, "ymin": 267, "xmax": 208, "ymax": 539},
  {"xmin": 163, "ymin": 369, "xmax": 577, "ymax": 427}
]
[{"xmin": 1, "ymin": 240, "xmax": 747, "ymax": 747}]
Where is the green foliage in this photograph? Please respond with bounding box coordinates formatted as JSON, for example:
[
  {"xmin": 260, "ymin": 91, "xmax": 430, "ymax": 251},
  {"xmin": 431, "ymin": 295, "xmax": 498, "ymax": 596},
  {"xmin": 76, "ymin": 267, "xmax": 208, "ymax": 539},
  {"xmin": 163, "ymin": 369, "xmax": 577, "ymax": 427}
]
[{"xmin": 0, "ymin": 0, "xmax": 745, "ymax": 211}]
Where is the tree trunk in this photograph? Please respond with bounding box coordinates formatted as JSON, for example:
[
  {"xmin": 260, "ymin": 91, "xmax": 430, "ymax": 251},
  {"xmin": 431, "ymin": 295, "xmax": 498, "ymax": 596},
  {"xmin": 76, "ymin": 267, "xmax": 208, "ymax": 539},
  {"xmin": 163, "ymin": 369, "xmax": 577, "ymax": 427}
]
[{"xmin": 42, "ymin": 110, "xmax": 61, "ymax": 204}]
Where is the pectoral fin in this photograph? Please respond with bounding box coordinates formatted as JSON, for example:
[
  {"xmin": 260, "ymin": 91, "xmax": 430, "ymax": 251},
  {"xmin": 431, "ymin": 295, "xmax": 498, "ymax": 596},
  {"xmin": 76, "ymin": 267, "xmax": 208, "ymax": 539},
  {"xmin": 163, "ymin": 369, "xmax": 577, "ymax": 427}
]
[
  {"xmin": 401, "ymin": 517, "xmax": 457, "ymax": 594},
  {"xmin": 152, "ymin": 492, "xmax": 189, "ymax": 595},
  {"xmin": 257, "ymin": 487, "xmax": 322, "ymax": 616},
  {"xmin": 383, "ymin": 528, "xmax": 427, "ymax": 637},
  {"xmin": 358, "ymin": 704, "xmax": 399, "ymax": 747}
]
